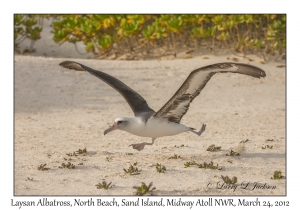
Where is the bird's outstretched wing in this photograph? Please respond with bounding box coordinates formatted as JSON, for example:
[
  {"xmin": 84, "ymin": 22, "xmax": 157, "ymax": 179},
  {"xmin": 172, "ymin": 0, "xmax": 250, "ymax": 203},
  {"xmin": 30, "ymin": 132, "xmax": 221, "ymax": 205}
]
[
  {"xmin": 60, "ymin": 61, "xmax": 155, "ymax": 116},
  {"xmin": 154, "ymin": 63, "xmax": 266, "ymax": 123}
]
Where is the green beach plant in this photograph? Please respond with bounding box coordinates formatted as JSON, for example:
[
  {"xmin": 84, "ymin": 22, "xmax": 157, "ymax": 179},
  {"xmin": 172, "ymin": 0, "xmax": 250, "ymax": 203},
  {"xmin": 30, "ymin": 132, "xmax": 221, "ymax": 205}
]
[
  {"xmin": 184, "ymin": 161, "xmax": 198, "ymax": 168},
  {"xmin": 38, "ymin": 163, "xmax": 49, "ymax": 171},
  {"xmin": 96, "ymin": 180, "xmax": 113, "ymax": 189},
  {"xmin": 168, "ymin": 154, "xmax": 181, "ymax": 159},
  {"xmin": 15, "ymin": 14, "xmax": 286, "ymax": 61},
  {"xmin": 198, "ymin": 161, "xmax": 222, "ymax": 170},
  {"xmin": 221, "ymin": 175, "xmax": 237, "ymax": 184},
  {"xmin": 271, "ymin": 171, "xmax": 284, "ymax": 180},
  {"xmin": 59, "ymin": 162, "xmax": 75, "ymax": 169},
  {"xmin": 123, "ymin": 162, "xmax": 142, "ymax": 175},
  {"xmin": 206, "ymin": 144, "xmax": 221, "ymax": 152},
  {"xmin": 14, "ymin": 14, "xmax": 43, "ymax": 53},
  {"xmin": 156, "ymin": 163, "xmax": 166, "ymax": 173},
  {"xmin": 262, "ymin": 145, "xmax": 273, "ymax": 149},
  {"xmin": 226, "ymin": 149, "xmax": 240, "ymax": 156},
  {"xmin": 133, "ymin": 182, "xmax": 156, "ymax": 196}
]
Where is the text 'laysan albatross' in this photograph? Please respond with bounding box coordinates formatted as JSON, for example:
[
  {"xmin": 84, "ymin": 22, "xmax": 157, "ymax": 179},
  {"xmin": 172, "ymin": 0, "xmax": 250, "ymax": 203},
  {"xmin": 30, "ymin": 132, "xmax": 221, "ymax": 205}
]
[{"xmin": 60, "ymin": 61, "xmax": 266, "ymax": 151}]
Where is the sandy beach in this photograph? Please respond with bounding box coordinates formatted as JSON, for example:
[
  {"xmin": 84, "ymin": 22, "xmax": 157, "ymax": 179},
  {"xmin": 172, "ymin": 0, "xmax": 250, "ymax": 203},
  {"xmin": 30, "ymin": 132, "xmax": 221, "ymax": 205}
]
[
  {"xmin": 14, "ymin": 56, "xmax": 285, "ymax": 196},
  {"xmin": 14, "ymin": 20, "xmax": 286, "ymax": 196}
]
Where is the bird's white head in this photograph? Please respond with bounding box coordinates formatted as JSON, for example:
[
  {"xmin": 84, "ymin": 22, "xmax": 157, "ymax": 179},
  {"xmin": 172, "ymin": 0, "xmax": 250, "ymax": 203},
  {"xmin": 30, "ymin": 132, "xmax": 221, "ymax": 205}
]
[{"xmin": 103, "ymin": 117, "xmax": 133, "ymax": 135}]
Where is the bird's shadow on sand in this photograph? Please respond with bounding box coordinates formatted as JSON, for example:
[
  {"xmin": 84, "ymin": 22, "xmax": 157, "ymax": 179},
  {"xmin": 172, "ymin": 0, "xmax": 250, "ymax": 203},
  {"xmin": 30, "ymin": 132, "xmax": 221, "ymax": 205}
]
[
  {"xmin": 241, "ymin": 152, "xmax": 285, "ymax": 159},
  {"xmin": 86, "ymin": 151, "xmax": 97, "ymax": 156}
]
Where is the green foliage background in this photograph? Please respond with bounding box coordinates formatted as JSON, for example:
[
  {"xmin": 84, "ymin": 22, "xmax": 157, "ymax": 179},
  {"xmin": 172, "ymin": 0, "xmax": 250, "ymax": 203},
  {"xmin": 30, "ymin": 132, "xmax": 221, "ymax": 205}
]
[{"xmin": 14, "ymin": 14, "xmax": 286, "ymax": 60}]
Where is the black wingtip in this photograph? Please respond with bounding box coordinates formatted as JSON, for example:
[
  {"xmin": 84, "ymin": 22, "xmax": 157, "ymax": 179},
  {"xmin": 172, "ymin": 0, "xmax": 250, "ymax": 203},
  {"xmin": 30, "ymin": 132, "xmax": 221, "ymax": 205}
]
[
  {"xmin": 236, "ymin": 63, "xmax": 266, "ymax": 79},
  {"xmin": 59, "ymin": 61, "xmax": 85, "ymax": 71}
]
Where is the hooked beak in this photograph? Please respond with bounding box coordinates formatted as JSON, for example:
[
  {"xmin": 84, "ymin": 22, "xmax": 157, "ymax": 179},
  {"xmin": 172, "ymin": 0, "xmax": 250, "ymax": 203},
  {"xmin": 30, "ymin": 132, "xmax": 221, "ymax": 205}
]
[{"xmin": 104, "ymin": 122, "xmax": 118, "ymax": 135}]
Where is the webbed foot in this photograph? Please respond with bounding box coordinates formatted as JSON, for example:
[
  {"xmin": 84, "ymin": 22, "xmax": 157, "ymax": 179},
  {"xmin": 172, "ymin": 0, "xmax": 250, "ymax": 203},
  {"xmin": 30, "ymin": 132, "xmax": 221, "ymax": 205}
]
[
  {"xmin": 129, "ymin": 138, "xmax": 156, "ymax": 151},
  {"xmin": 191, "ymin": 124, "xmax": 206, "ymax": 136}
]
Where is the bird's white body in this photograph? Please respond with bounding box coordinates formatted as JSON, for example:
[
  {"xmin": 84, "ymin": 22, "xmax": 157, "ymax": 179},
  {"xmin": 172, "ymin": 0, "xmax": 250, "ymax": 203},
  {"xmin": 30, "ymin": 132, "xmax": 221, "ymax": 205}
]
[{"xmin": 117, "ymin": 117, "xmax": 190, "ymax": 138}]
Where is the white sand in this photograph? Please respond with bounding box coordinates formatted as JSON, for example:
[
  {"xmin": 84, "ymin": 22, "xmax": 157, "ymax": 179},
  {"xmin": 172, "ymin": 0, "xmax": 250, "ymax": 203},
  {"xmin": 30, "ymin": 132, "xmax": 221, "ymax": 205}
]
[
  {"xmin": 14, "ymin": 18, "xmax": 286, "ymax": 195},
  {"xmin": 14, "ymin": 53, "xmax": 285, "ymax": 195}
]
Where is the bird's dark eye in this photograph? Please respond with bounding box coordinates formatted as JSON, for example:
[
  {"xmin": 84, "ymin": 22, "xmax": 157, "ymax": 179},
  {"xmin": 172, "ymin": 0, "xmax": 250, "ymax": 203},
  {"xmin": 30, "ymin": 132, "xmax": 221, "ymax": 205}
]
[{"xmin": 118, "ymin": 121, "xmax": 123, "ymax": 124}]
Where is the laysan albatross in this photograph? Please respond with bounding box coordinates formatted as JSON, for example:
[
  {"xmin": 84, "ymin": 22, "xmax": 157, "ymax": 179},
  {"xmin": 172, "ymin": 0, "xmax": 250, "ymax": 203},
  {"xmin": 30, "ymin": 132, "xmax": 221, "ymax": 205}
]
[{"xmin": 60, "ymin": 61, "xmax": 266, "ymax": 151}]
